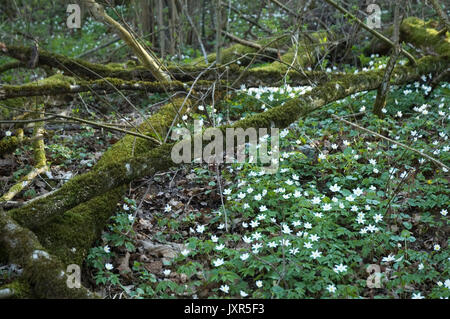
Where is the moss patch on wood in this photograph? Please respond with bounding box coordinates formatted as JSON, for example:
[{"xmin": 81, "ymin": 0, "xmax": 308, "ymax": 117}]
[{"xmin": 33, "ymin": 186, "xmax": 126, "ymax": 266}]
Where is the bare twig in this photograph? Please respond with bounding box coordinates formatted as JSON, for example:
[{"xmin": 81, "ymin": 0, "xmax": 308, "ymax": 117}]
[
  {"xmin": 429, "ymin": 0, "xmax": 450, "ymax": 34},
  {"xmin": 331, "ymin": 114, "xmax": 449, "ymax": 171}
]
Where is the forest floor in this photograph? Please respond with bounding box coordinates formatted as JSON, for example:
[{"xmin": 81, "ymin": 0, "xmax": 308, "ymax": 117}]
[{"xmin": 2, "ymin": 66, "xmax": 448, "ymax": 298}]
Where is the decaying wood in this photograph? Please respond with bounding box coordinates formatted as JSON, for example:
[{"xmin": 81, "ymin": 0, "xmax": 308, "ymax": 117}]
[
  {"xmin": 0, "ymin": 209, "xmax": 93, "ymax": 298},
  {"xmin": 221, "ymin": 2, "xmax": 273, "ymax": 34}
]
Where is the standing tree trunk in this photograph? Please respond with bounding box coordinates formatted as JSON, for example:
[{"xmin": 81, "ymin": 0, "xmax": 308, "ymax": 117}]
[
  {"xmin": 168, "ymin": 0, "xmax": 177, "ymax": 56},
  {"xmin": 178, "ymin": 0, "xmax": 208, "ymax": 63},
  {"xmin": 157, "ymin": 0, "xmax": 166, "ymax": 59},
  {"xmin": 214, "ymin": 0, "xmax": 222, "ymax": 64},
  {"xmin": 137, "ymin": 0, "xmax": 152, "ymax": 38},
  {"xmin": 373, "ymin": 2, "xmax": 402, "ymax": 116}
]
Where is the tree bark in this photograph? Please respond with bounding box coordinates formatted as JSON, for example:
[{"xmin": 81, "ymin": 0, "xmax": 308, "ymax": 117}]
[
  {"xmin": 215, "ymin": 0, "xmax": 223, "ymax": 64},
  {"xmin": 373, "ymin": 2, "xmax": 403, "ymax": 116},
  {"xmin": 83, "ymin": 0, "xmax": 170, "ymax": 82},
  {"xmin": 429, "ymin": 0, "xmax": 450, "ymax": 34},
  {"xmin": 157, "ymin": 0, "xmax": 166, "ymax": 59}
]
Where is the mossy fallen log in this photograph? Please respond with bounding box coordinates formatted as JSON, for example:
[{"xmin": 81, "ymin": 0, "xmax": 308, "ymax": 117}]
[
  {"xmin": 366, "ymin": 17, "xmax": 449, "ymax": 57},
  {"xmin": 33, "ymin": 186, "xmax": 126, "ymax": 266},
  {"xmin": 0, "ymin": 61, "xmax": 24, "ymax": 74},
  {"xmin": 0, "ymin": 209, "xmax": 93, "ymax": 298},
  {"xmin": 0, "ymin": 43, "xmax": 322, "ymax": 87},
  {"xmin": 9, "ymin": 97, "xmax": 191, "ymax": 230},
  {"xmin": 0, "ymin": 77, "xmax": 216, "ymax": 101}
]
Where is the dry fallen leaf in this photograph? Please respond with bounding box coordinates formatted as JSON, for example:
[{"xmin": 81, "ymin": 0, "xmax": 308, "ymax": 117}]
[
  {"xmin": 144, "ymin": 260, "xmax": 162, "ymax": 274},
  {"xmin": 117, "ymin": 252, "xmax": 131, "ymax": 276},
  {"xmin": 138, "ymin": 240, "xmax": 185, "ymax": 261}
]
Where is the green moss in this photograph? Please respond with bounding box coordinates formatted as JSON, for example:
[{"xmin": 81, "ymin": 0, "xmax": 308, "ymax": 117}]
[
  {"xmin": 0, "ymin": 209, "xmax": 92, "ymax": 298},
  {"xmin": 10, "ymin": 141, "xmax": 177, "ymax": 231},
  {"xmin": 96, "ymin": 97, "xmax": 191, "ymax": 170},
  {"xmin": 0, "ymin": 280, "xmax": 32, "ymax": 299},
  {"xmin": 33, "ymin": 186, "xmax": 125, "ymax": 265},
  {"xmin": 232, "ymin": 55, "xmax": 445, "ymax": 131},
  {"xmin": 106, "ymin": 62, "xmax": 126, "ymax": 69},
  {"xmin": 1, "ymin": 97, "xmax": 26, "ymax": 109},
  {"xmin": 401, "ymin": 17, "xmax": 450, "ymax": 56},
  {"xmin": 0, "ymin": 136, "xmax": 20, "ymax": 157}
]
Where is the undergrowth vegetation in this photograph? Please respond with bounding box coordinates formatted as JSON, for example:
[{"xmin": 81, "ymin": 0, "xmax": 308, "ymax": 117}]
[{"xmin": 86, "ymin": 69, "xmax": 449, "ymax": 299}]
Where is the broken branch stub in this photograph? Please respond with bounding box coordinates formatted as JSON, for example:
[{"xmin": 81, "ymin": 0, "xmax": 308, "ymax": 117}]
[{"xmin": 83, "ymin": 0, "xmax": 171, "ymax": 82}]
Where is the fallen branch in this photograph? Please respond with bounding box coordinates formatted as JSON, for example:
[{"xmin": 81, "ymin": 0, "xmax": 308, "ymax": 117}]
[
  {"xmin": 75, "ymin": 37, "xmax": 121, "ymax": 59},
  {"xmin": 268, "ymin": 0, "xmax": 300, "ymax": 19},
  {"xmin": 1, "ymin": 111, "xmax": 48, "ymax": 203},
  {"xmin": 9, "ymin": 96, "xmax": 192, "ymax": 230},
  {"xmin": 0, "ymin": 288, "xmax": 15, "ymax": 299},
  {"xmin": 0, "ymin": 60, "xmax": 24, "ymax": 74},
  {"xmin": 222, "ymin": 31, "xmax": 286, "ymax": 56},
  {"xmin": 178, "ymin": 0, "xmax": 208, "ymax": 64},
  {"xmin": 330, "ymin": 114, "xmax": 449, "ymax": 171}
]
